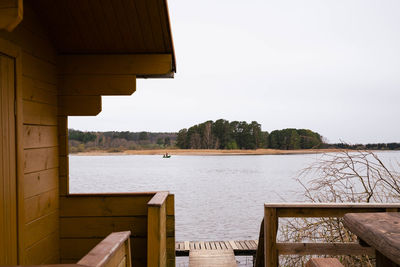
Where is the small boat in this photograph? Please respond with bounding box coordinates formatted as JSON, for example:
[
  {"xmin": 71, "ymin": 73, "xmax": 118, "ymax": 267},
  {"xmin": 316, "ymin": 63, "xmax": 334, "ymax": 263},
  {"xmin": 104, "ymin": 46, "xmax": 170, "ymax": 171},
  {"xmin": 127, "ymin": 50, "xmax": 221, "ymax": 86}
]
[{"xmin": 163, "ymin": 153, "xmax": 171, "ymax": 158}]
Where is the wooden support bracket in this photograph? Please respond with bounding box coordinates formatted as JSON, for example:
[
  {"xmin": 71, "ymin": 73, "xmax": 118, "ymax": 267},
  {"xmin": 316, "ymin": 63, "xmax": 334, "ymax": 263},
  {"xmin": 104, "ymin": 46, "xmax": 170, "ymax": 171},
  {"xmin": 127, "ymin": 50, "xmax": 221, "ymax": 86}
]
[
  {"xmin": 58, "ymin": 95, "xmax": 101, "ymax": 116},
  {"xmin": 58, "ymin": 54, "xmax": 173, "ymax": 77},
  {"xmin": 58, "ymin": 75, "xmax": 136, "ymax": 96},
  {"xmin": 0, "ymin": 0, "xmax": 23, "ymax": 31}
]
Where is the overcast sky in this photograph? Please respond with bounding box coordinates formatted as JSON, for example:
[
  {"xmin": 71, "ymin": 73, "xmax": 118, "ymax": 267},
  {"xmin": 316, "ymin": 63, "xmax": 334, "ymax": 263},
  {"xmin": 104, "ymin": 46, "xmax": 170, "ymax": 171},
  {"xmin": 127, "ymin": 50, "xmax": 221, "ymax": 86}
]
[{"xmin": 69, "ymin": 0, "xmax": 400, "ymax": 144}]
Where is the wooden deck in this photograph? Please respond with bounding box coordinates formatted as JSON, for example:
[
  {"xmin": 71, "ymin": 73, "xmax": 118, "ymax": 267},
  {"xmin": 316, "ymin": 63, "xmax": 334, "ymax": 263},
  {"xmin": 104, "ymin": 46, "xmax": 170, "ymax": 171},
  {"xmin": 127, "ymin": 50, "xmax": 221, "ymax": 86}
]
[
  {"xmin": 176, "ymin": 240, "xmax": 258, "ymax": 256},
  {"xmin": 189, "ymin": 250, "xmax": 237, "ymax": 267}
]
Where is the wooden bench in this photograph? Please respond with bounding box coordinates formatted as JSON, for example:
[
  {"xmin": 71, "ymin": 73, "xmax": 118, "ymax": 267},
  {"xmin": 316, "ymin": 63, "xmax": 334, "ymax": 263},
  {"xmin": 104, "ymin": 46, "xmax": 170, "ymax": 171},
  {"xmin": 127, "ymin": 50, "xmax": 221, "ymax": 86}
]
[
  {"xmin": 78, "ymin": 231, "xmax": 131, "ymax": 267},
  {"xmin": 306, "ymin": 258, "xmax": 343, "ymax": 267}
]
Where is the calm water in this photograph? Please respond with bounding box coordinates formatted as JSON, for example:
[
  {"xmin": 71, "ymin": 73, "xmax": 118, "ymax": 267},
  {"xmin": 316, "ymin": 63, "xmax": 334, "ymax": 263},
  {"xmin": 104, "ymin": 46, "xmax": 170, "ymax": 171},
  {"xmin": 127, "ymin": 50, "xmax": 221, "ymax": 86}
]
[{"xmin": 69, "ymin": 151, "xmax": 400, "ymax": 264}]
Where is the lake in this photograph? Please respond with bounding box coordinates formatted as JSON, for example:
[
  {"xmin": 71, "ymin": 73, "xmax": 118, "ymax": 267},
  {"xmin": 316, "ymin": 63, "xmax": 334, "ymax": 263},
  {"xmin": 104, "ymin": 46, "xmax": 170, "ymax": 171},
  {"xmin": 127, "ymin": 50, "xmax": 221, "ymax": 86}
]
[{"xmin": 69, "ymin": 152, "xmax": 400, "ymax": 265}]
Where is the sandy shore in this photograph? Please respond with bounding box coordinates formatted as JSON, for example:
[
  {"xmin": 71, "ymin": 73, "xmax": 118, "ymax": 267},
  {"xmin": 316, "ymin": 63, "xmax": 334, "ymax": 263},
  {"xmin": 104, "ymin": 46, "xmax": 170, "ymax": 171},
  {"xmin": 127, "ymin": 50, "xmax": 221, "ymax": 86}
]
[{"xmin": 73, "ymin": 148, "xmax": 343, "ymax": 156}]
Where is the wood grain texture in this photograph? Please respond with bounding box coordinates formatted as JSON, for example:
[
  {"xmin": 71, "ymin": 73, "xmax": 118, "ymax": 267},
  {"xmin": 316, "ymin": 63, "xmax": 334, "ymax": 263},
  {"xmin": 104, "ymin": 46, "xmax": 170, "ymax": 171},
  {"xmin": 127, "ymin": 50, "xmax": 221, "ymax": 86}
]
[
  {"xmin": 60, "ymin": 193, "xmax": 175, "ymax": 267},
  {"xmin": 22, "ymin": 76, "xmax": 57, "ymax": 105},
  {"xmin": 306, "ymin": 258, "xmax": 344, "ymax": 267},
  {"xmin": 0, "ymin": 53, "xmax": 18, "ymax": 264},
  {"xmin": 344, "ymin": 212, "xmax": 400, "ymax": 265},
  {"xmin": 147, "ymin": 201, "xmax": 167, "ymax": 267},
  {"xmin": 148, "ymin": 191, "xmax": 169, "ymax": 206},
  {"xmin": 189, "ymin": 249, "xmax": 237, "ymax": 267},
  {"xmin": 264, "ymin": 203, "xmax": 400, "ymax": 218},
  {"xmin": 24, "ymin": 231, "xmax": 59, "ymax": 265},
  {"xmin": 24, "ymin": 147, "xmax": 58, "ymax": 173},
  {"xmin": 23, "ymin": 125, "xmax": 57, "ymax": 148},
  {"xmin": 0, "ymin": 3, "xmax": 60, "ymax": 264},
  {"xmin": 277, "ymin": 242, "xmax": 374, "ymax": 256},
  {"xmin": 22, "ymin": 52, "xmax": 57, "ymax": 84},
  {"xmin": 77, "ymin": 231, "xmax": 131, "ymax": 267},
  {"xmin": 23, "ymin": 100, "xmax": 57, "ymax": 125},
  {"xmin": 25, "ymin": 211, "xmax": 58, "ymax": 248},
  {"xmin": 264, "ymin": 208, "xmax": 278, "ymax": 267},
  {"xmin": 24, "ymin": 188, "xmax": 58, "ymax": 223},
  {"xmin": 29, "ymin": 0, "xmax": 175, "ymax": 56}
]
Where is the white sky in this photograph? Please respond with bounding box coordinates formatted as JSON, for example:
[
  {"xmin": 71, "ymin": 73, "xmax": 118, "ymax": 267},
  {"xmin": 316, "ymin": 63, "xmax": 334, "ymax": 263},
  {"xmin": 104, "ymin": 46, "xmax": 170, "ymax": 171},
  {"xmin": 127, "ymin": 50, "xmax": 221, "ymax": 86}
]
[{"xmin": 69, "ymin": 0, "xmax": 400, "ymax": 144}]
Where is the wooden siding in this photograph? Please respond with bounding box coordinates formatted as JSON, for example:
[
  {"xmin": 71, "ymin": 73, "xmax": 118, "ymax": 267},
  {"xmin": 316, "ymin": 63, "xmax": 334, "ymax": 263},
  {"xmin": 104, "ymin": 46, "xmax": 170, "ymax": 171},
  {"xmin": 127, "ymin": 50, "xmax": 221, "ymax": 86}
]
[
  {"xmin": 59, "ymin": 194, "xmax": 175, "ymax": 267},
  {"xmin": 0, "ymin": 54, "xmax": 18, "ymax": 264},
  {"xmin": 0, "ymin": 3, "xmax": 59, "ymax": 264}
]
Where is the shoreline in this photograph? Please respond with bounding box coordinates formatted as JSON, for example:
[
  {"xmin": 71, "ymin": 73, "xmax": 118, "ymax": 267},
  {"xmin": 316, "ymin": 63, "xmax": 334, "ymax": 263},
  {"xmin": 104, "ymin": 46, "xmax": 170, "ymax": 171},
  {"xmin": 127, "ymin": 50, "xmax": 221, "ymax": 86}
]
[{"xmin": 72, "ymin": 148, "xmax": 345, "ymax": 156}]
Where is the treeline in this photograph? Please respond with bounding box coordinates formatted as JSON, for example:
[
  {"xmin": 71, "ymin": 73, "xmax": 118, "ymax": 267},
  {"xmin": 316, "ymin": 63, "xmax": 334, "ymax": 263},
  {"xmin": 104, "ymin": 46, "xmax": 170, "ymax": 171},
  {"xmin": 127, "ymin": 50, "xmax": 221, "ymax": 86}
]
[
  {"xmin": 329, "ymin": 142, "xmax": 400, "ymax": 150},
  {"xmin": 176, "ymin": 119, "xmax": 323, "ymax": 150},
  {"xmin": 68, "ymin": 129, "xmax": 176, "ymax": 153}
]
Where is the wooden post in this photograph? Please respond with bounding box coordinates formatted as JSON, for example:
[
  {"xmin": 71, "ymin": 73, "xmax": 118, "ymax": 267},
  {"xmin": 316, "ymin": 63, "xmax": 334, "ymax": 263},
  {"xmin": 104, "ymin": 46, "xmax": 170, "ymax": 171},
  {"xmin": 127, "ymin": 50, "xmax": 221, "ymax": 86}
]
[
  {"xmin": 264, "ymin": 207, "xmax": 278, "ymax": 267},
  {"xmin": 148, "ymin": 192, "xmax": 168, "ymax": 267}
]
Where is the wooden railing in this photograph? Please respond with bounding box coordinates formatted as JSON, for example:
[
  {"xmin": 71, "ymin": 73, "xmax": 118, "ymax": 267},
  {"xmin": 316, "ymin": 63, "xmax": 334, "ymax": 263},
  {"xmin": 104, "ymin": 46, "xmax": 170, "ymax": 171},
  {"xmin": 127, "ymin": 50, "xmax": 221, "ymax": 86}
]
[
  {"xmin": 60, "ymin": 191, "xmax": 175, "ymax": 267},
  {"xmin": 257, "ymin": 203, "xmax": 400, "ymax": 267},
  {"xmin": 147, "ymin": 191, "xmax": 169, "ymax": 267},
  {"xmin": 78, "ymin": 231, "xmax": 132, "ymax": 267}
]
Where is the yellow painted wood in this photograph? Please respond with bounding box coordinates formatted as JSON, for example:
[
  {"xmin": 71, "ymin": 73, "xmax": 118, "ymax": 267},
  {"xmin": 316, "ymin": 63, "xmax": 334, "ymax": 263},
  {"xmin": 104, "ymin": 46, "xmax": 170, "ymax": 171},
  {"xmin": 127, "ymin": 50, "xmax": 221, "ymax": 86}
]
[
  {"xmin": 264, "ymin": 207, "xmax": 278, "ymax": 267},
  {"xmin": 60, "ymin": 195, "xmax": 153, "ymax": 217},
  {"xmin": 24, "ymin": 188, "xmax": 58, "ymax": 223},
  {"xmin": 0, "ymin": 0, "xmax": 23, "ymax": 31},
  {"xmin": 148, "ymin": 200, "xmax": 167, "ymax": 267},
  {"xmin": 22, "ymin": 51, "xmax": 57, "ymax": 84},
  {"xmin": 58, "ymin": 54, "xmax": 173, "ymax": 76},
  {"xmin": 0, "ymin": 53, "xmax": 18, "ymax": 264},
  {"xmin": 60, "ymin": 217, "xmax": 144, "ymax": 238},
  {"xmin": 23, "ymin": 125, "xmax": 57, "ymax": 148},
  {"xmin": 24, "ymin": 147, "xmax": 58, "ymax": 173},
  {"xmin": 59, "ymin": 75, "xmax": 136, "ymax": 96},
  {"xmin": 58, "ymin": 95, "xmax": 102, "ymax": 116},
  {"xmin": 24, "ymin": 168, "xmax": 58, "ymax": 198},
  {"xmin": 60, "ymin": 193, "xmax": 175, "ymax": 266},
  {"xmin": 24, "ymin": 211, "xmax": 58, "ymax": 248},
  {"xmin": 23, "ymin": 100, "xmax": 57, "ymax": 125},
  {"xmin": 22, "ymin": 76, "xmax": 57, "ymax": 104},
  {"xmin": 24, "ymin": 231, "xmax": 59, "ymax": 265}
]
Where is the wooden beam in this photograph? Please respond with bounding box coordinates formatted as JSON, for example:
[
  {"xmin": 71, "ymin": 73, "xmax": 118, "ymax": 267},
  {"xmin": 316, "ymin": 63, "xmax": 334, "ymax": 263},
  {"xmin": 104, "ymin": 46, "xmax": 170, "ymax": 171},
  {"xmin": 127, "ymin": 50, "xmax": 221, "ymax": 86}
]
[
  {"xmin": 148, "ymin": 193, "xmax": 168, "ymax": 267},
  {"xmin": 0, "ymin": 0, "xmax": 23, "ymax": 31},
  {"xmin": 277, "ymin": 242, "xmax": 375, "ymax": 256},
  {"xmin": 306, "ymin": 258, "xmax": 344, "ymax": 267},
  {"xmin": 58, "ymin": 95, "xmax": 101, "ymax": 116},
  {"xmin": 264, "ymin": 208, "xmax": 278, "ymax": 267},
  {"xmin": 58, "ymin": 54, "xmax": 173, "ymax": 77},
  {"xmin": 59, "ymin": 75, "xmax": 136, "ymax": 96}
]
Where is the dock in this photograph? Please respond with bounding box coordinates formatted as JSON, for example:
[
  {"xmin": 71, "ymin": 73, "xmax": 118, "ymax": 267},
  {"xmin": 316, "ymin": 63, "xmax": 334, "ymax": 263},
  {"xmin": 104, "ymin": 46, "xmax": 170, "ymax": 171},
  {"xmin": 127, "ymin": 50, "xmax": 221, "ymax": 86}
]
[
  {"xmin": 176, "ymin": 240, "xmax": 258, "ymax": 256},
  {"xmin": 176, "ymin": 240, "xmax": 258, "ymax": 266}
]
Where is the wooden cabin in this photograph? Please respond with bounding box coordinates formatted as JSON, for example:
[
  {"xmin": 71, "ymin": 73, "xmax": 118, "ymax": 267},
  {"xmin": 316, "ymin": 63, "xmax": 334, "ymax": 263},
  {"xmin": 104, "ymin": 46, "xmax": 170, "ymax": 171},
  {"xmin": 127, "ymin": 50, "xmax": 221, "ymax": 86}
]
[{"xmin": 0, "ymin": 0, "xmax": 176, "ymax": 266}]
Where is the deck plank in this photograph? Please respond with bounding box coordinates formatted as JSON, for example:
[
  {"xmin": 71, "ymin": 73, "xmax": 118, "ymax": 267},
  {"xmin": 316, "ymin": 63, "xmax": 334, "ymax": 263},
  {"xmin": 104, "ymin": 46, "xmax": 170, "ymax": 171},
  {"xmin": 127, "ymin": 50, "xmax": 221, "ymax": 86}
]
[{"xmin": 189, "ymin": 249, "xmax": 237, "ymax": 267}]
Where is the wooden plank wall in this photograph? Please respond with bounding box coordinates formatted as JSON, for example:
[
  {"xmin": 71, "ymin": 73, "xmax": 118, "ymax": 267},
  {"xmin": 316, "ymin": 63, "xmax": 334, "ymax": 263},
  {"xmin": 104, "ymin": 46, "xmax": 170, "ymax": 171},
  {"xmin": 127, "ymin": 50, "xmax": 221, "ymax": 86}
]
[
  {"xmin": 59, "ymin": 194, "xmax": 175, "ymax": 267},
  {"xmin": 0, "ymin": 54, "xmax": 18, "ymax": 264},
  {"xmin": 0, "ymin": 3, "xmax": 59, "ymax": 264}
]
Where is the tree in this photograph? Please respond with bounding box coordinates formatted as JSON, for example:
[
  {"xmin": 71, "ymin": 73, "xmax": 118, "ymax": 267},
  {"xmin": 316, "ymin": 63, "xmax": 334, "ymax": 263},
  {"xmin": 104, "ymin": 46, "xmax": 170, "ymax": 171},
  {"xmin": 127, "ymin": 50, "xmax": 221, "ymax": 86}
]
[
  {"xmin": 280, "ymin": 150, "xmax": 400, "ymax": 265},
  {"xmin": 176, "ymin": 129, "xmax": 187, "ymax": 148},
  {"xmin": 164, "ymin": 137, "xmax": 171, "ymax": 147},
  {"xmin": 138, "ymin": 131, "xmax": 148, "ymax": 141}
]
